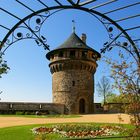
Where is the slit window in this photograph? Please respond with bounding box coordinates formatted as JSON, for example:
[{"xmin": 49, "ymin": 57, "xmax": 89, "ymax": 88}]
[
  {"xmin": 72, "ymin": 81, "xmax": 75, "ymax": 86},
  {"xmin": 70, "ymin": 51, "xmax": 75, "ymax": 57}
]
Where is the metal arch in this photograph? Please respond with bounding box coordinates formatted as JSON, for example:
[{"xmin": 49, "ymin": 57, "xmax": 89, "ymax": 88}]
[
  {"xmin": 0, "ymin": 9, "xmax": 64, "ymax": 54},
  {"xmin": 0, "ymin": 5, "xmax": 139, "ymax": 61}
]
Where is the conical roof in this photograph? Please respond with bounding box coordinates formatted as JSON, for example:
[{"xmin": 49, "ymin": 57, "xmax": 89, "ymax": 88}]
[
  {"xmin": 56, "ymin": 32, "xmax": 87, "ymax": 49},
  {"xmin": 46, "ymin": 32, "xmax": 101, "ymax": 59}
]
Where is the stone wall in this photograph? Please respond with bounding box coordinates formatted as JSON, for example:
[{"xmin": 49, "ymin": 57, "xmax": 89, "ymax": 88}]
[
  {"xmin": 52, "ymin": 69, "xmax": 94, "ymax": 114},
  {"xmin": 49, "ymin": 50, "xmax": 97, "ymax": 114},
  {"xmin": 94, "ymin": 103, "xmax": 103, "ymax": 113},
  {"xmin": 0, "ymin": 102, "xmax": 64, "ymax": 114}
]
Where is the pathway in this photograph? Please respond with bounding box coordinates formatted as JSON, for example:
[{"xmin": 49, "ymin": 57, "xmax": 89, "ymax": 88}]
[{"xmin": 0, "ymin": 114, "xmax": 131, "ymax": 128}]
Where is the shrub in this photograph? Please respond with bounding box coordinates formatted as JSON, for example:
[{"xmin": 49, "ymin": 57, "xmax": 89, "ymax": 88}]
[
  {"xmin": 24, "ymin": 111, "xmax": 35, "ymax": 115},
  {"xmin": 16, "ymin": 111, "xmax": 24, "ymax": 115}
]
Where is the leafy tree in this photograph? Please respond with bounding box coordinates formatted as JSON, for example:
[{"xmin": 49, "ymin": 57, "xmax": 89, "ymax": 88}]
[
  {"xmin": 104, "ymin": 92, "xmax": 118, "ymax": 103},
  {"xmin": 0, "ymin": 54, "xmax": 9, "ymax": 95},
  {"xmin": 104, "ymin": 48, "xmax": 140, "ymax": 135},
  {"xmin": 0, "ymin": 56, "xmax": 9, "ymax": 77},
  {"xmin": 96, "ymin": 76, "xmax": 112, "ymax": 104}
]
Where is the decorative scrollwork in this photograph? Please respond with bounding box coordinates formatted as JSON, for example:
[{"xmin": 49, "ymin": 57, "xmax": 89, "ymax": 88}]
[
  {"xmin": 0, "ymin": 4, "xmax": 138, "ymax": 63},
  {"xmin": 101, "ymin": 37, "xmax": 128, "ymax": 53},
  {"xmin": 1, "ymin": 11, "xmax": 52, "ymax": 53},
  {"xmin": 28, "ymin": 15, "xmax": 44, "ymax": 32},
  {"xmin": 5, "ymin": 38, "xmax": 12, "ymax": 46},
  {"xmin": 100, "ymin": 17, "xmax": 132, "ymax": 55},
  {"xmin": 100, "ymin": 31, "xmax": 137, "ymax": 62},
  {"xmin": 13, "ymin": 26, "xmax": 33, "ymax": 40}
]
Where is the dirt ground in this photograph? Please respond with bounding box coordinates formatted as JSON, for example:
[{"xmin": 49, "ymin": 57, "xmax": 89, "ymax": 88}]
[{"xmin": 0, "ymin": 114, "xmax": 131, "ymax": 128}]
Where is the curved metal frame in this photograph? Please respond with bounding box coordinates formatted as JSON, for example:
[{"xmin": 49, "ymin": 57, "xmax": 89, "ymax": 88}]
[{"xmin": 0, "ymin": 5, "xmax": 139, "ymax": 63}]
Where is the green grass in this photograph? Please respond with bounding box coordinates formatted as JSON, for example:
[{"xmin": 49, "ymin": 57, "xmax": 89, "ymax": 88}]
[
  {"xmin": 0, "ymin": 124, "xmax": 65, "ymax": 140},
  {"xmin": 0, "ymin": 125, "xmax": 35, "ymax": 140},
  {"xmin": 0, "ymin": 123, "xmax": 135, "ymax": 140},
  {"xmin": 0, "ymin": 114, "xmax": 81, "ymax": 118}
]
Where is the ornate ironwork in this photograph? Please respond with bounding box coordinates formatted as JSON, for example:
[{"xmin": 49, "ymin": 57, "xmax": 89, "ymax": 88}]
[
  {"xmin": 0, "ymin": 0, "xmax": 140, "ymax": 63},
  {"xmin": 100, "ymin": 16, "xmax": 140, "ymax": 64},
  {"xmin": 1, "ymin": 11, "xmax": 51, "ymax": 53}
]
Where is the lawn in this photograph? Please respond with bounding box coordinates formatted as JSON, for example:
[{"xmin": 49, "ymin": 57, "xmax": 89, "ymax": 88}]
[
  {"xmin": 0, "ymin": 114, "xmax": 81, "ymax": 118},
  {"xmin": 0, "ymin": 123, "xmax": 135, "ymax": 140}
]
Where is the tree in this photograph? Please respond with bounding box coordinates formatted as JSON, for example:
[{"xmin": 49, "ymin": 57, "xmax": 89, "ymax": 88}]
[
  {"xmin": 0, "ymin": 42, "xmax": 9, "ymax": 77},
  {"xmin": 104, "ymin": 93, "xmax": 118, "ymax": 103},
  {"xmin": 109, "ymin": 58, "xmax": 139, "ymax": 119},
  {"xmin": 104, "ymin": 49, "xmax": 140, "ymax": 135},
  {"xmin": 96, "ymin": 76, "xmax": 112, "ymax": 104},
  {"xmin": 0, "ymin": 57, "xmax": 9, "ymax": 77},
  {"xmin": 0, "ymin": 54, "xmax": 9, "ymax": 96}
]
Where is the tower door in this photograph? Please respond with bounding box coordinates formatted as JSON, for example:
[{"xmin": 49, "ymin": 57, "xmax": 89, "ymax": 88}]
[{"xmin": 79, "ymin": 99, "xmax": 85, "ymax": 114}]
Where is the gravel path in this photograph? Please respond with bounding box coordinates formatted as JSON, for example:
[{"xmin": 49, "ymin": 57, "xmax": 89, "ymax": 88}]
[{"xmin": 0, "ymin": 114, "xmax": 131, "ymax": 128}]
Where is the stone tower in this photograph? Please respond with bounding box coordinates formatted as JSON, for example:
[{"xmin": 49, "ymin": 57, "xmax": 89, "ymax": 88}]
[{"xmin": 46, "ymin": 32, "xmax": 100, "ymax": 114}]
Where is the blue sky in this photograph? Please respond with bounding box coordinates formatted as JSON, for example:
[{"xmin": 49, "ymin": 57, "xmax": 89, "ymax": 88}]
[{"xmin": 0, "ymin": 0, "xmax": 139, "ymax": 103}]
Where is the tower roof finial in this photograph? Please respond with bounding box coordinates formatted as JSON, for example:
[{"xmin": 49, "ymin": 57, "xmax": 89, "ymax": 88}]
[{"xmin": 72, "ymin": 20, "xmax": 76, "ymax": 33}]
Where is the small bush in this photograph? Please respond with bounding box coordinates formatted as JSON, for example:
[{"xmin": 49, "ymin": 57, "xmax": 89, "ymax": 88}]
[
  {"xmin": 24, "ymin": 112, "xmax": 35, "ymax": 115},
  {"xmin": 49, "ymin": 111, "xmax": 59, "ymax": 115},
  {"xmin": 15, "ymin": 111, "xmax": 24, "ymax": 115}
]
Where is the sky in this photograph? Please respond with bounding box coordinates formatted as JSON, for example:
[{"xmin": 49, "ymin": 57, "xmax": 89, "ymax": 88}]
[{"xmin": 0, "ymin": 0, "xmax": 140, "ymax": 103}]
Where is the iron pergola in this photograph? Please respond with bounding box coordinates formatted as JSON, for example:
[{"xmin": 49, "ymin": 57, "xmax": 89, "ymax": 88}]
[{"xmin": 0, "ymin": 0, "xmax": 140, "ymax": 64}]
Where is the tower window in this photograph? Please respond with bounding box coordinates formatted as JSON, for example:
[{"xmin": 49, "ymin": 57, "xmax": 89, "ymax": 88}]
[
  {"xmin": 70, "ymin": 51, "xmax": 75, "ymax": 57},
  {"xmin": 72, "ymin": 81, "xmax": 75, "ymax": 86},
  {"xmin": 82, "ymin": 51, "xmax": 87, "ymax": 58},
  {"xmin": 92, "ymin": 54, "xmax": 97, "ymax": 60},
  {"xmin": 92, "ymin": 54, "xmax": 96, "ymax": 59},
  {"xmin": 51, "ymin": 54, "xmax": 54, "ymax": 59},
  {"xmin": 58, "ymin": 51, "xmax": 63, "ymax": 57},
  {"xmin": 59, "ymin": 64, "xmax": 62, "ymax": 71}
]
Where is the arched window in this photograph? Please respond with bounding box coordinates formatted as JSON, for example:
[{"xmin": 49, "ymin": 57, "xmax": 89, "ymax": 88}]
[{"xmin": 79, "ymin": 98, "xmax": 85, "ymax": 114}]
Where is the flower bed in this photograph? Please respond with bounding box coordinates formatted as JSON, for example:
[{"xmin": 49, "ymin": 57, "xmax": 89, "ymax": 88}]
[{"xmin": 32, "ymin": 124, "xmax": 126, "ymax": 139}]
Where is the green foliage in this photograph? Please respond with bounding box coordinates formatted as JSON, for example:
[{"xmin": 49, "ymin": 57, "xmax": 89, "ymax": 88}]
[
  {"xmin": 0, "ymin": 54, "xmax": 9, "ymax": 94},
  {"xmin": 24, "ymin": 112, "xmax": 35, "ymax": 115},
  {"xmin": 104, "ymin": 48, "xmax": 140, "ymax": 136},
  {"xmin": 0, "ymin": 114, "xmax": 81, "ymax": 118},
  {"xmin": 105, "ymin": 93, "xmax": 118, "ymax": 103},
  {"xmin": 55, "ymin": 124, "xmax": 101, "ymax": 132},
  {"xmin": 0, "ymin": 55, "xmax": 9, "ymax": 78},
  {"xmin": 15, "ymin": 111, "xmax": 25, "ymax": 115},
  {"xmin": 105, "ymin": 93, "xmax": 129, "ymax": 104}
]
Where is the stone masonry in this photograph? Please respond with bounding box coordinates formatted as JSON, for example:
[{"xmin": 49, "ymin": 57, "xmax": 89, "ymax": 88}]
[{"xmin": 46, "ymin": 32, "xmax": 100, "ymax": 114}]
